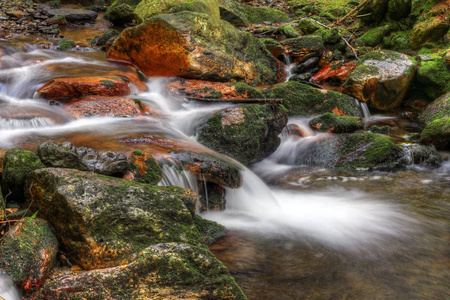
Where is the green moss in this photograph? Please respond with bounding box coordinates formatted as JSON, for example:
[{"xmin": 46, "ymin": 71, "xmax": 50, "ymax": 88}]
[
  {"xmin": 57, "ymin": 38, "xmax": 75, "ymax": 51},
  {"xmin": 242, "ymin": 4, "xmax": 290, "ymax": 24},
  {"xmin": 132, "ymin": 149, "xmax": 143, "ymax": 156},
  {"xmin": 100, "ymin": 79, "xmax": 116, "ymax": 87},
  {"xmin": 357, "ymin": 25, "xmax": 391, "ymax": 47},
  {"xmin": 416, "ymin": 55, "xmax": 450, "ymax": 99},
  {"xmin": 421, "ymin": 117, "xmax": 450, "ymax": 150},
  {"xmin": 296, "ymin": 18, "xmax": 321, "ymax": 34},
  {"xmin": 193, "ymin": 214, "xmax": 227, "ymax": 244},
  {"xmin": 382, "ymin": 31, "xmax": 410, "ymax": 50},
  {"xmin": 309, "ymin": 112, "xmax": 363, "ymax": 133},
  {"xmin": 92, "ymin": 29, "xmax": 119, "ymax": 47},
  {"xmin": 420, "ymin": 92, "xmax": 450, "ymax": 124},
  {"xmin": 370, "ymin": 125, "xmax": 391, "ymax": 135},
  {"xmin": 231, "ymin": 82, "xmax": 264, "ymax": 98},
  {"xmin": 277, "ymin": 25, "xmax": 300, "ymax": 38},
  {"xmin": 314, "ymin": 28, "xmax": 342, "ymax": 44}
]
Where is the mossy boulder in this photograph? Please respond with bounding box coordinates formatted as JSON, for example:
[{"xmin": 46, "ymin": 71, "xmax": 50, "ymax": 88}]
[
  {"xmin": 420, "ymin": 92, "xmax": 450, "ymax": 124},
  {"xmin": 2, "ymin": 148, "xmax": 45, "ymax": 203},
  {"xmin": 407, "ymin": 143, "xmax": 443, "ymax": 165},
  {"xmin": 410, "ymin": 17, "xmax": 450, "ymax": 49},
  {"xmin": 231, "ymin": 82, "xmax": 264, "ymax": 98},
  {"xmin": 416, "ymin": 55, "xmax": 450, "ymax": 99},
  {"xmin": 265, "ymin": 81, "xmax": 363, "ymax": 117},
  {"xmin": 314, "ymin": 28, "xmax": 342, "ymax": 45},
  {"xmin": 218, "ymin": 0, "xmax": 290, "ymax": 26},
  {"xmin": 421, "ymin": 117, "xmax": 450, "ymax": 150},
  {"xmin": 260, "ymin": 38, "xmax": 284, "ymax": 58},
  {"xmin": 134, "ymin": 0, "xmax": 220, "ymax": 23},
  {"xmin": 342, "ymin": 50, "xmax": 418, "ymax": 110},
  {"xmin": 26, "ymin": 168, "xmax": 202, "ymax": 270},
  {"xmin": 388, "ymin": 0, "xmax": 411, "ymax": 20},
  {"xmin": 382, "ymin": 31, "xmax": 410, "ymax": 50},
  {"xmin": 309, "ymin": 112, "xmax": 364, "ymax": 133},
  {"xmin": 92, "ymin": 29, "xmax": 120, "ymax": 47},
  {"xmin": 356, "ymin": 25, "xmax": 391, "ymax": 47},
  {"xmin": 57, "ymin": 38, "xmax": 75, "ymax": 51},
  {"xmin": 107, "ymin": 12, "xmax": 282, "ymax": 85},
  {"xmin": 0, "ymin": 218, "xmax": 58, "ymax": 294},
  {"xmin": 359, "ymin": 0, "xmax": 390, "ymax": 23},
  {"xmin": 277, "ymin": 25, "xmax": 300, "ymax": 38},
  {"xmin": 283, "ymin": 35, "xmax": 325, "ymax": 63},
  {"xmin": 196, "ymin": 104, "xmax": 288, "ymax": 166},
  {"xmin": 104, "ymin": 3, "xmax": 135, "ymax": 26},
  {"xmin": 37, "ymin": 243, "xmax": 246, "ymax": 299},
  {"xmin": 370, "ymin": 125, "xmax": 390, "ymax": 134},
  {"xmin": 297, "ymin": 18, "xmax": 321, "ymax": 35},
  {"xmin": 411, "ymin": 0, "xmax": 436, "ymax": 17},
  {"xmin": 194, "ymin": 214, "xmax": 227, "ymax": 244},
  {"xmin": 129, "ymin": 150, "xmax": 162, "ymax": 185}
]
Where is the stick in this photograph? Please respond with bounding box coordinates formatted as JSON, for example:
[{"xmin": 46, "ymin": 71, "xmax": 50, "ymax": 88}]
[
  {"xmin": 332, "ymin": 0, "xmax": 370, "ymax": 26},
  {"xmin": 186, "ymin": 97, "xmax": 283, "ymax": 104}
]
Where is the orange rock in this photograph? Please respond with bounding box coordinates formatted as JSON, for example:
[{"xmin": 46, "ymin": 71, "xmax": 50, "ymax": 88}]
[
  {"xmin": 282, "ymin": 124, "xmax": 309, "ymax": 138},
  {"xmin": 64, "ymin": 96, "xmax": 148, "ymax": 118},
  {"xmin": 311, "ymin": 61, "xmax": 357, "ymax": 83},
  {"xmin": 37, "ymin": 77, "xmax": 131, "ymax": 100},
  {"xmin": 167, "ymin": 79, "xmax": 240, "ymax": 99}
]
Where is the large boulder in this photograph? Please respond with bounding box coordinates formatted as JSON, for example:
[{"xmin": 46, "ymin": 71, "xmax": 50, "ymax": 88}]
[
  {"xmin": 416, "ymin": 55, "xmax": 450, "ymax": 100},
  {"xmin": 26, "ymin": 168, "xmax": 202, "ymax": 270},
  {"xmin": 420, "ymin": 92, "xmax": 450, "ymax": 124},
  {"xmin": 410, "ymin": 17, "xmax": 450, "ymax": 49},
  {"xmin": 107, "ymin": 12, "xmax": 282, "ymax": 85},
  {"xmin": 104, "ymin": 4, "xmax": 135, "ymax": 26},
  {"xmin": 283, "ymin": 35, "xmax": 324, "ymax": 64},
  {"xmin": 47, "ymin": 9, "xmax": 98, "ymax": 22},
  {"xmin": 421, "ymin": 117, "xmax": 450, "ymax": 150},
  {"xmin": 359, "ymin": 0, "xmax": 390, "ymax": 23},
  {"xmin": 309, "ymin": 112, "xmax": 364, "ymax": 133},
  {"xmin": 265, "ymin": 81, "xmax": 363, "ymax": 117},
  {"xmin": 356, "ymin": 25, "xmax": 391, "ymax": 47},
  {"xmin": 0, "ymin": 218, "xmax": 58, "ymax": 295},
  {"xmin": 342, "ymin": 50, "xmax": 418, "ymax": 110},
  {"xmin": 134, "ymin": 0, "xmax": 220, "ymax": 23},
  {"xmin": 36, "ymin": 243, "xmax": 246, "ymax": 299},
  {"xmin": 197, "ymin": 104, "xmax": 288, "ymax": 166}
]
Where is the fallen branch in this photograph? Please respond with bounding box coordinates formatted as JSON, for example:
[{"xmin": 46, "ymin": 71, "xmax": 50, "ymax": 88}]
[
  {"xmin": 186, "ymin": 97, "xmax": 283, "ymax": 104},
  {"xmin": 332, "ymin": 0, "xmax": 370, "ymax": 26}
]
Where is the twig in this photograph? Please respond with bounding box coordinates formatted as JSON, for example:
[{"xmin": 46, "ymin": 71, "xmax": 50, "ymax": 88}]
[
  {"xmin": 332, "ymin": 0, "xmax": 370, "ymax": 26},
  {"xmin": 186, "ymin": 97, "xmax": 283, "ymax": 104}
]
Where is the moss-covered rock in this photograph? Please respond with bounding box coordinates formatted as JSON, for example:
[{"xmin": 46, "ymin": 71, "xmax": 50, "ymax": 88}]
[
  {"xmin": 129, "ymin": 151, "xmax": 162, "ymax": 185},
  {"xmin": 26, "ymin": 168, "xmax": 202, "ymax": 270},
  {"xmin": 193, "ymin": 214, "xmax": 227, "ymax": 244},
  {"xmin": 297, "ymin": 18, "xmax": 321, "ymax": 35},
  {"xmin": 382, "ymin": 31, "xmax": 410, "ymax": 50},
  {"xmin": 410, "ymin": 17, "xmax": 450, "ymax": 49},
  {"xmin": 0, "ymin": 187, "xmax": 5, "ymax": 222},
  {"xmin": 260, "ymin": 38, "xmax": 284, "ymax": 58},
  {"xmin": 309, "ymin": 112, "xmax": 364, "ymax": 133},
  {"xmin": 342, "ymin": 50, "xmax": 418, "ymax": 110},
  {"xmin": 107, "ymin": 12, "xmax": 282, "ymax": 85},
  {"xmin": 388, "ymin": 0, "xmax": 411, "ymax": 20},
  {"xmin": 370, "ymin": 125, "xmax": 391, "ymax": 134},
  {"xmin": 37, "ymin": 243, "xmax": 246, "ymax": 299},
  {"xmin": 411, "ymin": 0, "xmax": 436, "ymax": 17},
  {"xmin": 57, "ymin": 38, "xmax": 75, "ymax": 51},
  {"xmin": 359, "ymin": 0, "xmax": 390, "ymax": 23},
  {"xmin": 420, "ymin": 92, "xmax": 450, "ymax": 124},
  {"xmin": 416, "ymin": 55, "xmax": 450, "ymax": 99},
  {"xmin": 314, "ymin": 28, "xmax": 341, "ymax": 45},
  {"xmin": 283, "ymin": 35, "xmax": 325, "ymax": 63},
  {"xmin": 2, "ymin": 148, "xmax": 45, "ymax": 203},
  {"xmin": 265, "ymin": 81, "xmax": 363, "ymax": 117},
  {"xmin": 92, "ymin": 29, "xmax": 120, "ymax": 47},
  {"xmin": 104, "ymin": 3, "xmax": 135, "ymax": 26},
  {"xmin": 277, "ymin": 25, "xmax": 300, "ymax": 38},
  {"xmin": 421, "ymin": 117, "xmax": 450, "ymax": 150},
  {"xmin": 230, "ymin": 82, "xmax": 264, "ymax": 98},
  {"xmin": 134, "ymin": 0, "xmax": 220, "ymax": 23},
  {"xmin": 407, "ymin": 143, "xmax": 443, "ymax": 165},
  {"xmin": 197, "ymin": 104, "xmax": 288, "ymax": 166},
  {"xmin": 356, "ymin": 25, "xmax": 391, "ymax": 47},
  {"xmin": 0, "ymin": 218, "xmax": 58, "ymax": 294},
  {"xmin": 218, "ymin": 0, "xmax": 290, "ymax": 26},
  {"xmin": 167, "ymin": 1, "xmax": 211, "ymax": 14}
]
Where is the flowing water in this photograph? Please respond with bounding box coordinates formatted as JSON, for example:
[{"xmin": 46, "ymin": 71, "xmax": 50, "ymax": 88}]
[{"xmin": 0, "ymin": 44, "xmax": 449, "ymax": 300}]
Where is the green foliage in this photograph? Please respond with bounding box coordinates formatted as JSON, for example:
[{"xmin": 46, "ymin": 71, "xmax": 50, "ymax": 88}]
[{"xmin": 57, "ymin": 38, "xmax": 75, "ymax": 51}]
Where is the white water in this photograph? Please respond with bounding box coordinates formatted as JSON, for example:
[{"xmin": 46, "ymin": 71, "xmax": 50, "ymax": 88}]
[{"xmin": 0, "ymin": 274, "xmax": 20, "ymax": 300}]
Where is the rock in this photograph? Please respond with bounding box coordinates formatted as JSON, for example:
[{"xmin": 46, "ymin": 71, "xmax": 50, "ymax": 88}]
[
  {"xmin": 37, "ymin": 140, "xmax": 130, "ymax": 176},
  {"xmin": 388, "ymin": 0, "xmax": 411, "ymax": 20},
  {"xmin": 1, "ymin": 148, "xmax": 45, "ymax": 203},
  {"xmin": 283, "ymin": 35, "xmax": 324, "ymax": 64},
  {"xmin": 421, "ymin": 117, "xmax": 450, "ymax": 150},
  {"xmin": 36, "ymin": 243, "xmax": 246, "ymax": 299},
  {"xmin": 46, "ymin": 15, "xmax": 66, "ymax": 25},
  {"xmin": 104, "ymin": 3, "xmax": 135, "ymax": 26},
  {"xmin": 292, "ymin": 57, "xmax": 320, "ymax": 74},
  {"xmin": 311, "ymin": 61, "xmax": 356, "ymax": 83},
  {"xmin": 406, "ymin": 143, "xmax": 443, "ymax": 165},
  {"xmin": 231, "ymin": 82, "xmax": 264, "ymax": 98},
  {"xmin": 5, "ymin": 10, "xmax": 28, "ymax": 19},
  {"xmin": 382, "ymin": 31, "xmax": 410, "ymax": 51},
  {"xmin": 356, "ymin": 25, "xmax": 391, "ymax": 47},
  {"xmin": 411, "ymin": 0, "xmax": 434, "ymax": 17},
  {"xmin": 92, "ymin": 29, "xmax": 120, "ymax": 47},
  {"xmin": 446, "ymin": 49, "xmax": 450, "ymax": 67},
  {"xmin": 265, "ymin": 81, "xmax": 363, "ymax": 117},
  {"xmin": 420, "ymin": 92, "xmax": 450, "ymax": 124},
  {"xmin": 26, "ymin": 168, "xmax": 202, "ymax": 270},
  {"xmin": 218, "ymin": 0, "xmax": 290, "ymax": 26},
  {"xmin": 57, "ymin": 38, "xmax": 75, "ymax": 50},
  {"xmin": 197, "ymin": 183, "xmax": 226, "ymax": 212},
  {"xmin": 296, "ymin": 18, "xmax": 321, "ymax": 34},
  {"xmin": 47, "ymin": 9, "xmax": 98, "ymax": 22},
  {"xmin": 64, "ymin": 96, "xmax": 145, "ymax": 118},
  {"xmin": 0, "ymin": 218, "xmax": 58, "ymax": 295},
  {"xmin": 37, "ymin": 77, "xmax": 131, "ymax": 100},
  {"xmin": 128, "ymin": 150, "xmax": 162, "ymax": 185},
  {"xmin": 314, "ymin": 28, "xmax": 342, "ymax": 45},
  {"xmin": 282, "ymin": 123, "xmax": 310, "ymax": 138},
  {"xmin": 107, "ymin": 12, "xmax": 282, "ymax": 85},
  {"xmin": 359, "ymin": 0, "xmax": 390, "ymax": 23},
  {"xmin": 416, "ymin": 55, "xmax": 450, "ymax": 100},
  {"xmin": 410, "ymin": 17, "xmax": 450, "ymax": 49},
  {"xmin": 277, "ymin": 25, "xmax": 300, "ymax": 38},
  {"xmin": 369, "ymin": 125, "xmax": 390, "ymax": 134},
  {"xmin": 261, "ymin": 38, "xmax": 284, "ymax": 58},
  {"xmin": 342, "ymin": 50, "xmax": 418, "ymax": 110},
  {"xmin": 135, "ymin": 0, "xmax": 220, "ymax": 23},
  {"xmin": 309, "ymin": 112, "xmax": 363, "ymax": 133},
  {"xmin": 197, "ymin": 104, "xmax": 288, "ymax": 166}
]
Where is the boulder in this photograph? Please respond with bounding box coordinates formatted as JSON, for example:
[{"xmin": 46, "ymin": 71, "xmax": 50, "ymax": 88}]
[
  {"xmin": 134, "ymin": 0, "xmax": 220, "ymax": 23},
  {"xmin": 311, "ymin": 61, "xmax": 356, "ymax": 83},
  {"xmin": 388, "ymin": 0, "xmax": 411, "ymax": 20},
  {"xmin": 104, "ymin": 3, "xmax": 135, "ymax": 26},
  {"xmin": 407, "ymin": 143, "xmax": 443, "ymax": 165},
  {"xmin": 359, "ymin": 0, "xmax": 390, "ymax": 23},
  {"xmin": 37, "ymin": 140, "xmax": 130, "ymax": 176},
  {"xmin": 342, "ymin": 50, "xmax": 418, "ymax": 110},
  {"xmin": 218, "ymin": 0, "xmax": 290, "ymax": 26},
  {"xmin": 64, "ymin": 96, "xmax": 146, "ymax": 118},
  {"xmin": 26, "ymin": 168, "xmax": 202, "ymax": 270},
  {"xmin": 265, "ymin": 81, "xmax": 363, "ymax": 117},
  {"xmin": 276, "ymin": 25, "xmax": 300, "ymax": 38},
  {"xmin": 57, "ymin": 38, "xmax": 75, "ymax": 51},
  {"xmin": 2, "ymin": 148, "xmax": 45, "ymax": 203},
  {"xmin": 261, "ymin": 38, "xmax": 285, "ymax": 59},
  {"xmin": 421, "ymin": 117, "xmax": 450, "ymax": 150},
  {"xmin": 197, "ymin": 104, "xmax": 288, "ymax": 166},
  {"xmin": 47, "ymin": 9, "xmax": 98, "ymax": 22},
  {"xmin": 382, "ymin": 31, "xmax": 410, "ymax": 51},
  {"xmin": 309, "ymin": 112, "xmax": 364, "ymax": 133},
  {"xmin": 410, "ymin": 17, "xmax": 450, "ymax": 49},
  {"xmin": 420, "ymin": 92, "xmax": 450, "ymax": 124},
  {"xmin": 107, "ymin": 12, "xmax": 282, "ymax": 85},
  {"xmin": 37, "ymin": 77, "xmax": 131, "ymax": 100},
  {"xmin": 36, "ymin": 243, "xmax": 246, "ymax": 299},
  {"xmin": 416, "ymin": 55, "xmax": 450, "ymax": 99},
  {"xmin": 0, "ymin": 218, "xmax": 58, "ymax": 295},
  {"xmin": 91, "ymin": 29, "xmax": 120, "ymax": 48},
  {"xmin": 356, "ymin": 25, "xmax": 391, "ymax": 47},
  {"xmin": 128, "ymin": 150, "xmax": 162, "ymax": 185},
  {"xmin": 297, "ymin": 18, "xmax": 321, "ymax": 34},
  {"xmin": 283, "ymin": 35, "xmax": 325, "ymax": 64}
]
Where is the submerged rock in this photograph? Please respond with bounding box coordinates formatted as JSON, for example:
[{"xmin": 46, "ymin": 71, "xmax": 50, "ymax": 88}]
[
  {"xmin": 309, "ymin": 113, "xmax": 364, "ymax": 133},
  {"xmin": 196, "ymin": 104, "xmax": 288, "ymax": 166},
  {"xmin": 107, "ymin": 12, "xmax": 282, "ymax": 85},
  {"xmin": 342, "ymin": 50, "xmax": 418, "ymax": 110}
]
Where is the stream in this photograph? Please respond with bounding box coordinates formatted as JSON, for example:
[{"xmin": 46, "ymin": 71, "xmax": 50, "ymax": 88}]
[{"xmin": 0, "ymin": 37, "xmax": 449, "ymax": 299}]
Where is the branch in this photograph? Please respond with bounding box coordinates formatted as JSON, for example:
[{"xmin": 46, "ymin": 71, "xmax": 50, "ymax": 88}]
[{"xmin": 332, "ymin": 0, "xmax": 370, "ymax": 26}]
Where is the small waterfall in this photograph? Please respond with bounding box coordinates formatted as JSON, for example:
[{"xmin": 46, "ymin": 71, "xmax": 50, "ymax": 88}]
[
  {"xmin": 0, "ymin": 273, "xmax": 20, "ymax": 300},
  {"xmin": 158, "ymin": 164, "xmax": 198, "ymax": 194},
  {"xmin": 283, "ymin": 53, "xmax": 294, "ymax": 82},
  {"xmin": 356, "ymin": 99, "xmax": 371, "ymax": 119},
  {"xmin": 0, "ymin": 116, "xmax": 56, "ymax": 129}
]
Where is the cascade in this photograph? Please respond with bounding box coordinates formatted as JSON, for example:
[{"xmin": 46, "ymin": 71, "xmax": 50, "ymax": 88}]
[{"xmin": 283, "ymin": 53, "xmax": 294, "ymax": 82}]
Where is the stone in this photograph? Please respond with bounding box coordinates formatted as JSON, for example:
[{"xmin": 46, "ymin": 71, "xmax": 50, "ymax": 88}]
[
  {"xmin": 46, "ymin": 15, "xmax": 66, "ymax": 25},
  {"xmin": 47, "ymin": 9, "xmax": 98, "ymax": 22},
  {"xmin": 107, "ymin": 12, "xmax": 282, "ymax": 85},
  {"xmin": 311, "ymin": 61, "xmax": 357, "ymax": 83},
  {"xmin": 260, "ymin": 38, "xmax": 285, "ymax": 58},
  {"xmin": 420, "ymin": 92, "xmax": 450, "ymax": 124},
  {"xmin": 37, "ymin": 140, "xmax": 130, "ymax": 176},
  {"xmin": 0, "ymin": 187, "xmax": 4, "ymax": 222},
  {"xmin": 388, "ymin": 0, "xmax": 411, "ymax": 20},
  {"xmin": 105, "ymin": 3, "xmax": 135, "ymax": 26},
  {"xmin": 445, "ymin": 49, "xmax": 450, "ymax": 67},
  {"xmin": 309, "ymin": 112, "xmax": 364, "ymax": 133},
  {"xmin": 64, "ymin": 96, "xmax": 145, "ymax": 118},
  {"xmin": 26, "ymin": 168, "xmax": 202, "ymax": 270},
  {"xmin": 276, "ymin": 25, "xmax": 300, "ymax": 38},
  {"xmin": 197, "ymin": 104, "xmax": 288, "ymax": 166},
  {"xmin": 356, "ymin": 25, "xmax": 391, "ymax": 47},
  {"xmin": 407, "ymin": 143, "xmax": 443, "ymax": 165},
  {"xmin": 128, "ymin": 150, "xmax": 162, "ymax": 185},
  {"xmin": 135, "ymin": 0, "xmax": 220, "ymax": 23},
  {"xmin": 57, "ymin": 38, "xmax": 75, "ymax": 50},
  {"xmin": 416, "ymin": 55, "xmax": 450, "ymax": 100},
  {"xmin": 421, "ymin": 117, "xmax": 450, "ymax": 150},
  {"xmin": 291, "ymin": 57, "xmax": 320, "ymax": 74},
  {"xmin": 37, "ymin": 77, "xmax": 131, "ymax": 100},
  {"xmin": 297, "ymin": 18, "xmax": 321, "ymax": 35},
  {"xmin": 283, "ymin": 35, "xmax": 325, "ymax": 64},
  {"xmin": 359, "ymin": 0, "xmax": 390, "ymax": 23},
  {"xmin": 92, "ymin": 29, "xmax": 120, "ymax": 48},
  {"xmin": 0, "ymin": 218, "xmax": 58, "ymax": 295},
  {"xmin": 410, "ymin": 17, "xmax": 450, "ymax": 49},
  {"xmin": 1, "ymin": 148, "xmax": 45, "ymax": 203},
  {"xmin": 342, "ymin": 50, "xmax": 418, "ymax": 110}
]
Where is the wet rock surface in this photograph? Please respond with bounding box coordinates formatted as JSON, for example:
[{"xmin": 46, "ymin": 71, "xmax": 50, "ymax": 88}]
[{"xmin": 47, "ymin": 9, "xmax": 98, "ymax": 23}]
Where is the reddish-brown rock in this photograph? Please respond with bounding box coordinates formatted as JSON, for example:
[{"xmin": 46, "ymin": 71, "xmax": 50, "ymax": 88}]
[
  {"xmin": 64, "ymin": 96, "xmax": 148, "ymax": 118},
  {"xmin": 311, "ymin": 61, "xmax": 357, "ymax": 83}
]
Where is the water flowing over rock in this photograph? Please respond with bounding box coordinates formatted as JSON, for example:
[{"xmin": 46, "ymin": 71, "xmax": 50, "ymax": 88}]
[
  {"xmin": 47, "ymin": 9, "xmax": 98, "ymax": 23},
  {"xmin": 37, "ymin": 141, "xmax": 130, "ymax": 176},
  {"xmin": 26, "ymin": 168, "xmax": 202, "ymax": 270},
  {"xmin": 197, "ymin": 104, "xmax": 288, "ymax": 166},
  {"xmin": 106, "ymin": 12, "xmax": 282, "ymax": 85},
  {"xmin": 283, "ymin": 35, "xmax": 325, "ymax": 64},
  {"xmin": 342, "ymin": 50, "xmax": 418, "ymax": 110}
]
